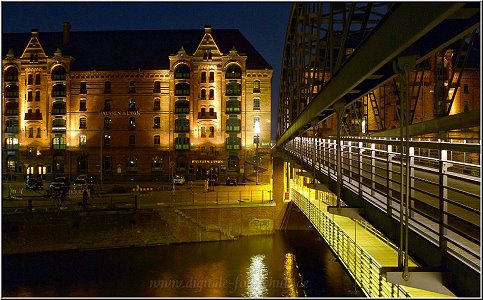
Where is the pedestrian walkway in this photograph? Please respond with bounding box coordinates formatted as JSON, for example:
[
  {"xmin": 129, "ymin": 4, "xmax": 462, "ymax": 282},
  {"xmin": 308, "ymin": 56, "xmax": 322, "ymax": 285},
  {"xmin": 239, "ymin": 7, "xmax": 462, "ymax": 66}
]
[{"xmin": 291, "ymin": 180, "xmax": 455, "ymax": 298}]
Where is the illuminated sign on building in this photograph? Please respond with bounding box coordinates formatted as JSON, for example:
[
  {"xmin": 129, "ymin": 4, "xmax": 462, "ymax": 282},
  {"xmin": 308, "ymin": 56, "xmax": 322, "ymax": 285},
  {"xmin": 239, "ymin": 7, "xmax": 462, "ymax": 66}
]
[
  {"xmin": 99, "ymin": 111, "xmax": 141, "ymax": 116},
  {"xmin": 191, "ymin": 160, "xmax": 224, "ymax": 164}
]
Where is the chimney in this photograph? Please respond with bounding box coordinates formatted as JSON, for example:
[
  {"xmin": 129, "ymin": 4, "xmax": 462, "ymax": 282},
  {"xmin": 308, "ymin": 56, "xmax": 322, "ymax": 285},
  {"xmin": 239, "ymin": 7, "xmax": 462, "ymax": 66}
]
[
  {"xmin": 63, "ymin": 22, "xmax": 71, "ymax": 45},
  {"xmin": 204, "ymin": 25, "xmax": 212, "ymax": 33}
]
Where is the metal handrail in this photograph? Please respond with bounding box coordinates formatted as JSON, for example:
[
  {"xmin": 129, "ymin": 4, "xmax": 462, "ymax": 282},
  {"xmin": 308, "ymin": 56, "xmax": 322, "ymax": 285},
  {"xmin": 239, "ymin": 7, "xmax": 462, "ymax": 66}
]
[
  {"xmin": 291, "ymin": 189, "xmax": 410, "ymax": 297},
  {"xmin": 286, "ymin": 136, "xmax": 481, "ymax": 270}
]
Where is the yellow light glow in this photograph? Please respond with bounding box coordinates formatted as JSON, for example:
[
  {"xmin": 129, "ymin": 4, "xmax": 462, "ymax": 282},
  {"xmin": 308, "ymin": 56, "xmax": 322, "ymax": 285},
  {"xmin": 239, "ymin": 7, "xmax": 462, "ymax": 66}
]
[{"xmin": 245, "ymin": 254, "xmax": 267, "ymax": 297}]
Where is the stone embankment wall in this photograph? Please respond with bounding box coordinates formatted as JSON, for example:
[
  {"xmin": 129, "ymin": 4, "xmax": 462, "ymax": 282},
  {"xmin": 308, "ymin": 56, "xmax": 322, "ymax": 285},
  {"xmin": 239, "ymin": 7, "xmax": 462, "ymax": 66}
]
[{"xmin": 3, "ymin": 203, "xmax": 290, "ymax": 255}]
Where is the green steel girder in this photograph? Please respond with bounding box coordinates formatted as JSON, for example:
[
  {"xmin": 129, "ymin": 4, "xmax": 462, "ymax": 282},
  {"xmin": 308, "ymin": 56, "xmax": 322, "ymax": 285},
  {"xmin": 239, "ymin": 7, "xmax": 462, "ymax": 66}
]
[{"xmin": 275, "ymin": 2, "xmax": 475, "ymax": 150}]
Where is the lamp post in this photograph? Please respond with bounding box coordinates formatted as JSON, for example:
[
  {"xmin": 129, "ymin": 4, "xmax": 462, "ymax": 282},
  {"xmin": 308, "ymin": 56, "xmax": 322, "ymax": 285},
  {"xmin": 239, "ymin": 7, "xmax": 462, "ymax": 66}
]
[{"xmin": 254, "ymin": 120, "xmax": 260, "ymax": 185}]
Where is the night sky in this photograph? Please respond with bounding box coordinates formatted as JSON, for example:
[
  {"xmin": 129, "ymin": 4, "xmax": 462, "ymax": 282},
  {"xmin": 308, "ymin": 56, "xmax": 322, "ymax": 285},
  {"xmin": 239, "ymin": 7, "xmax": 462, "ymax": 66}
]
[{"xmin": 1, "ymin": 1, "xmax": 292, "ymax": 138}]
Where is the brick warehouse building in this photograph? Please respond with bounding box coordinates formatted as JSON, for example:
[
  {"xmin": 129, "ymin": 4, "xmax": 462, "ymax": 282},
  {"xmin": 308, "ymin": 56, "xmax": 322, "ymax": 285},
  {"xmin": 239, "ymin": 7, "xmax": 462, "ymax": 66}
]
[{"xmin": 2, "ymin": 24, "xmax": 273, "ymax": 183}]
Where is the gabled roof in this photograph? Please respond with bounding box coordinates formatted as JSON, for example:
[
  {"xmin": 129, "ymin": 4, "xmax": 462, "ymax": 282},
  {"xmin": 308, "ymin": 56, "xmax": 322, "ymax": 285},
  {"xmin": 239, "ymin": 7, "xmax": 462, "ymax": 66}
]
[{"xmin": 2, "ymin": 29, "xmax": 272, "ymax": 71}]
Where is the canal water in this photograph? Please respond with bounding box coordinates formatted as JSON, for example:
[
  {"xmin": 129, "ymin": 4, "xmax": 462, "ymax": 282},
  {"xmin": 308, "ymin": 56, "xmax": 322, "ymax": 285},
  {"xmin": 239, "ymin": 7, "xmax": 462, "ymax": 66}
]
[{"xmin": 3, "ymin": 229, "xmax": 363, "ymax": 297}]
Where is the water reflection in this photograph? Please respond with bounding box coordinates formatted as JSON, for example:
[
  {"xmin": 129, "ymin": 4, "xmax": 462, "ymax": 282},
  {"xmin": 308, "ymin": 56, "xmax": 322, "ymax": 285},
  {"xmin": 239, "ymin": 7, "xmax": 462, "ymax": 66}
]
[
  {"xmin": 3, "ymin": 231, "xmax": 362, "ymax": 297},
  {"xmin": 245, "ymin": 254, "xmax": 268, "ymax": 297}
]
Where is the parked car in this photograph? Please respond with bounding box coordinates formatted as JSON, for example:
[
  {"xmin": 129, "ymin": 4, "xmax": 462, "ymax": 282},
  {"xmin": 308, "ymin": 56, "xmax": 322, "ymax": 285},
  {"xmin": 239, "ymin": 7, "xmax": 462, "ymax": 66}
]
[
  {"xmin": 225, "ymin": 177, "xmax": 238, "ymax": 186},
  {"xmin": 73, "ymin": 175, "xmax": 94, "ymax": 190},
  {"xmin": 49, "ymin": 177, "xmax": 70, "ymax": 192},
  {"xmin": 172, "ymin": 175, "xmax": 185, "ymax": 185},
  {"xmin": 207, "ymin": 174, "xmax": 218, "ymax": 186},
  {"xmin": 25, "ymin": 177, "xmax": 43, "ymax": 190}
]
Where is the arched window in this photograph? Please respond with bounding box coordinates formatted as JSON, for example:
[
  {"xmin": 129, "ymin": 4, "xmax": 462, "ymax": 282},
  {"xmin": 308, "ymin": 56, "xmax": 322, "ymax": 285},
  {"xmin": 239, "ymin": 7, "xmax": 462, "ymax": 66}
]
[
  {"xmin": 35, "ymin": 90, "xmax": 40, "ymax": 101},
  {"xmin": 175, "ymin": 83, "xmax": 190, "ymax": 96},
  {"xmin": 79, "ymin": 98, "xmax": 87, "ymax": 111},
  {"xmin": 153, "ymin": 98, "xmax": 160, "ymax": 110},
  {"xmin": 226, "ymin": 116, "xmax": 241, "ymax": 132},
  {"xmin": 209, "ymin": 89, "xmax": 214, "ymax": 100},
  {"xmin": 129, "ymin": 99, "xmax": 136, "ymax": 111},
  {"xmin": 5, "ymin": 67, "xmax": 18, "ymax": 82},
  {"xmin": 200, "ymin": 89, "xmax": 206, "ymax": 100},
  {"xmin": 127, "ymin": 156, "xmax": 137, "ymax": 170},
  {"xmin": 79, "ymin": 117, "xmax": 87, "ymax": 129},
  {"xmin": 175, "ymin": 117, "xmax": 189, "ymax": 132},
  {"xmin": 153, "ymin": 116, "xmax": 161, "ymax": 128},
  {"xmin": 27, "ymin": 91, "xmax": 33, "ymax": 102},
  {"xmin": 51, "ymin": 66, "xmax": 66, "ymax": 80},
  {"xmin": 209, "ymin": 71, "xmax": 215, "ymax": 83},
  {"xmin": 201, "ymin": 72, "xmax": 206, "ymax": 83},
  {"xmin": 52, "ymin": 101, "xmax": 66, "ymax": 115},
  {"xmin": 52, "ymin": 84, "xmax": 66, "ymax": 97},
  {"xmin": 226, "ymin": 65, "xmax": 242, "ymax": 79},
  {"xmin": 226, "ymin": 82, "xmax": 241, "ymax": 96},
  {"xmin": 175, "ymin": 100, "xmax": 189, "ymax": 114},
  {"xmin": 174, "ymin": 64, "xmax": 190, "ymax": 79},
  {"xmin": 5, "ymin": 85, "xmax": 19, "ymax": 98}
]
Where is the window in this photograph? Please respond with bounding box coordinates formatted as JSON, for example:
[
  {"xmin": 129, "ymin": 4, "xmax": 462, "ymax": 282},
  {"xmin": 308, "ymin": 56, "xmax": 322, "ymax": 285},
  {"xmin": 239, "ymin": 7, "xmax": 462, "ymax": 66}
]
[
  {"xmin": 52, "ymin": 135, "xmax": 66, "ymax": 149},
  {"xmin": 201, "ymin": 89, "xmax": 206, "ymax": 100},
  {"xmin": 27, "ymin": 74, "xmax": 33, "ymax": 85},
  {"xmin": 80, "ymin": 82, "xmax": 87, "ymax": 94},
  {"xmin": 154, "ymin": 98, "xmax": 160, "ymax": 110},
  {"xmin": 103, "ymin": 156, "xmax": 112, "ymax": 171},
  {"xmin": 129, "ymin": 135, "xmax": 135, "ymax": 145},
  {"xmin": 154, "ymin": 135, "xmax": 160, "ymax": 145},
  {"xmin": 80, "ymin": 117, "xmax": 87, "ymax": 129},
  {"xmin": 226, "ymin": 82, "xmax": 241, "ymax": 96},
  {"xmin": 208, "ymin": 51, "xmax": 212, "ymax": 60},
  {"xmin": 228, "ymin": 155, "xmax": 239, "ymax": 170},
  {"xmin": 80, "ymin": 98, "xmax": 87, "ymax": 111},
  {"xmin": 52, "ymin": 66, "xmax": 66, "ymax": 81},
  {"xmin": 174, "ymin": 64, "xmax": 190, "ymax": 79},
  {"xmin": 209, "ymin": 107, "xmax": 215, "ymax": 116},
  {"xmin": 175, "ymin": 83, "xmax": 190, "ymax": 96},
  {"xmin": 175, "ymin": 100, "xmax": 190, "ymax": 114},
  {"xmin": 175, "ymin": 134, "xmax": 190, "ymax": 150},
  {"xmin": 79, "ymin": 135, "xmax": 87, "ymax": 146},
  {"xmin": 27, "ymin": 91, "xmax": 33, "ymax": 102},
  {"xmin": 463, "ymin": 84, "xmax": 469, "ymax": 94},
  {"xmin": 35, "ymin": 74, "xmax": 41, "ymax": 85},
  {"xmin": 154, "ymin": 81, "xmax": 161, "ymax": 93},
  {"xmin": 104, "ymin": 81, "xmax": 111, "ymax": 93},
  {"xmin": 129, "ymin": 117, "xmax": 136, "ymax": 129},
  {"xmin": 127, "ymin": 157, "xmax": 137, "ymax": 169},
  {"xmin": 129, "ymin": 99, "xmax": 136, "ymax": 111},
  {"xmin": 29, "ymin": 127, "xmax": 34, "ymax": 138},
  {"xmin": 254, "ymin": 117, "xmax": 260, "ymax": 130},
  {"xmin": 253, "ymin": 98, "xmax": 260, "ymax": 110},
  {"xmin": 36, "ymin": 128, "xmax": 41, "ymax": 138},
  {"xmin": 104, "ymin": 134, "xmax": 111, "ymax": 145},
  {"xmin": 77, "ymin": 155, "xmax": 88, "ymax": 172},
  {"xmin": 175, "ymin": 117, "xmax": 189, "ymax": 132},
  {"xmin": 5, "ymin": 68, "xmax": 18, "ymax": 81},
  {"xmin": 153, "ymin": 116, "xmax": 160, "ymax": 128},
  {"xmin": 209, "ymin": 89, "xmax": 214, "ymax": 100},
  {"xmin": 129, "ymin": 81, "xmax": 136, "ymax": 93},
  {"xmin": 5, "ymin": 85, "xmax": 19, "ymax": 98},
  {"xmin": 226, "ymin": 99, "xmax": 241, "ymax": 113},
  {"xmin": 226, "ymin": 134, "xmax": 241, "ymax": 150},
  {"xmin": 209, "ymin": 126, "xmax": 215, "ymax": 138},
  {"xmin": 226, "ymin": 116, "xmax": 241, "ymax": 132},
  {"xmin": 209, "ymin": 71, "xmax": 214, "ymax": 83},
  {"xmin": 35, "ymin": 90, "xmax": 40, "ymax": 101},
  {"xmin": 152, "ymin": 157, "xmax": 162, "ymax": 170},
  {"xmin": 253, "ymin": 80, "xmax": 261, "ymax": 93},
  {"xmin": 104, "ymin": 99, "xmax": 111, "ymax": 111},
  {"xmin": 201, "ymin": 72, "xmax": 206, "ymax": 83},
  {"xmin": 226, "ymin": 65, "xmax": 242, "ymax": 79},
  {"xmin": 201, "ymin": 126, "xmax": 206, "ymax": 138},
  {"xmin": 104, "ymin": 117, "xmax": 111, "ymax": 129}
]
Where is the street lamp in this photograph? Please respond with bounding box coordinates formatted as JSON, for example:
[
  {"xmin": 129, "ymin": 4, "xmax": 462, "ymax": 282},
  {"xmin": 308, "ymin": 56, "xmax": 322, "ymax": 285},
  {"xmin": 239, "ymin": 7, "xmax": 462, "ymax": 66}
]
[{"xmin": 254, "ymin": 119, "xmax": 260, "ymax": 185}]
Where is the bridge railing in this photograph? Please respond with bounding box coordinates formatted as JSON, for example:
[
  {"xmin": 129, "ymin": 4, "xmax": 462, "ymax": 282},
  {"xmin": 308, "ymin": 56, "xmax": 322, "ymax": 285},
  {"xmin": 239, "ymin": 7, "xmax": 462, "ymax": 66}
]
[
  {"xmin": 291, "ymin": 189, "xmax": 410, "ymax": 298},
  {"xmin": 286, "ymin": 136, "xmax": 481, "ymax": 270}
]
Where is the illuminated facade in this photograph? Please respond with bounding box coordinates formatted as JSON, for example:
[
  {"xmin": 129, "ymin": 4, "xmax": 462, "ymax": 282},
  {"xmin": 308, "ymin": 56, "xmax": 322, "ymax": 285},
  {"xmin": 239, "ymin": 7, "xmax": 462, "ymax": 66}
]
[{"xmin": 2, "ymin": 25, "xmax": 273, "ymax": 182}]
